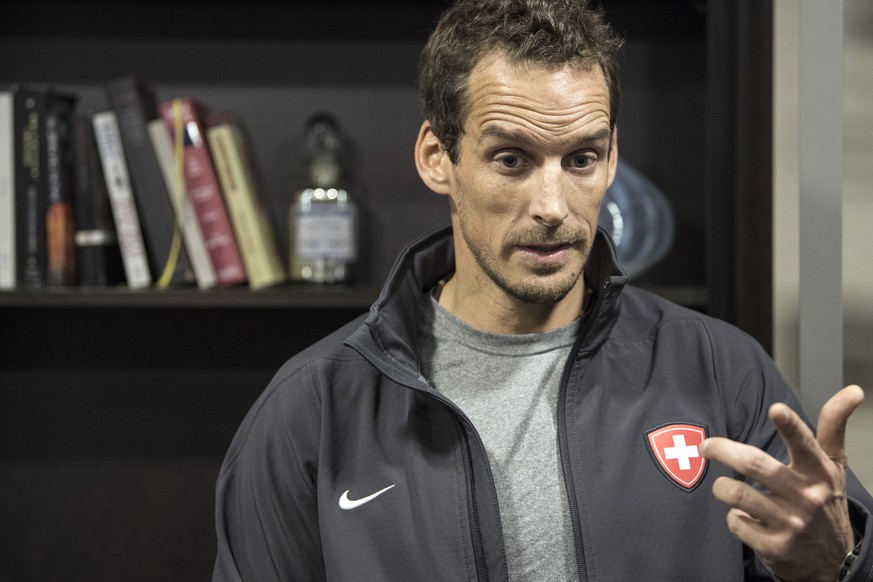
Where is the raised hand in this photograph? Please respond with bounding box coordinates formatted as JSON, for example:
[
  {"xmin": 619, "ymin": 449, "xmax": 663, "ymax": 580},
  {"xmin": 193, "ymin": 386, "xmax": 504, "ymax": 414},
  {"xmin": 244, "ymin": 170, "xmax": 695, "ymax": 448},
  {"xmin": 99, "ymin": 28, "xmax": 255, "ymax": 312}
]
[{"xmin": 699, "ymin": 385, "xmax": 865, "ymax": 581}]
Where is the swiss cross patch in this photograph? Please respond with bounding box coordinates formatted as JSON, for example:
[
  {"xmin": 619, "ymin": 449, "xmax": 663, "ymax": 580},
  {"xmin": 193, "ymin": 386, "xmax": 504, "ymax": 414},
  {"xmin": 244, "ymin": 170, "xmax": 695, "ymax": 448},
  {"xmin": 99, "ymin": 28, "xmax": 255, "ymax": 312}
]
[{"xmin": 644, "ymin": 423, "xmax": 709, "ymax": 492}]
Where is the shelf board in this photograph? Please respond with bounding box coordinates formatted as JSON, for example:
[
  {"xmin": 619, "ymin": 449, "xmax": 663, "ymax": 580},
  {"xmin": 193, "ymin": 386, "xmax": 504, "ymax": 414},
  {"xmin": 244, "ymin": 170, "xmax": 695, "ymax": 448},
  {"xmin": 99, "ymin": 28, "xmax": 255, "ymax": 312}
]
[
  {"xmin": 0, "ymin": 284, "xmax": 706, "ymax": 311},
  {"xmin": 0, "ymin": 285, "xmax": 381, "ymax": 310},
  {"xmin": 1, "ymin": 1, "xmax": 705, "ymax": 42}
]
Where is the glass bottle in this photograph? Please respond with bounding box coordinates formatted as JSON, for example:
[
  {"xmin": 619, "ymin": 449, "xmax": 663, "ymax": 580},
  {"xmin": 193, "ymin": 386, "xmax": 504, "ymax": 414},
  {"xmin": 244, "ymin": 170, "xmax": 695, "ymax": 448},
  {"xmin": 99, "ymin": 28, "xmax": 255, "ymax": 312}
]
[{"xmin": 288, "ymin": 113, "xmax": 359, "ymax": 284}]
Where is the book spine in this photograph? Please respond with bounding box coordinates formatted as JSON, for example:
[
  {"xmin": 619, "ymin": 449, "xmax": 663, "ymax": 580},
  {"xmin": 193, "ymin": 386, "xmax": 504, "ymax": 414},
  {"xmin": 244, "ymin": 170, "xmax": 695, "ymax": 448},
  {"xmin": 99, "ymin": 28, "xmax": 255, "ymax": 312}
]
[
  {"xmin": 45, "ymin": 93, "xmax": 78, "ymax": 286},
  {"xmin": 107, "ymin": 77, "xmax": 192, "ymax": 287},
  {"xmin": 91, "ymin": 111, "xmax": 152, "ymax": 289},
  {"xmin": 159, "ymin": 99, "xmax": 246, "ymax": 286},
  {"xmin": 147, "ymin": 118, "xmax": 216, "ymax": 290},
  {"xmin": 72, "ymin": 113, "xmax": 124, "ymax": 287},
  {"xmin": 207, "ymin": 122, "xmax": 286, "ymax": 290},
  {"xmin": 14, "ymin": 87, "xmax": 48, "ymax": 288},
  {"xmin": 0, "ymin": 91, "xmax": 14, "ymax": 289}
]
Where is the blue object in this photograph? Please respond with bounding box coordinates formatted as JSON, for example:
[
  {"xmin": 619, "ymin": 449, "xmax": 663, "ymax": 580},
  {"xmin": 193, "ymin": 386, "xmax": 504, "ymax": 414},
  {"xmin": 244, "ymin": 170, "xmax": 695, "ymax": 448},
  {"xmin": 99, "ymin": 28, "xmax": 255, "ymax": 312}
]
[{"xmin": 599, "ymin": 159, "xmax": 676, "ymax": 278}]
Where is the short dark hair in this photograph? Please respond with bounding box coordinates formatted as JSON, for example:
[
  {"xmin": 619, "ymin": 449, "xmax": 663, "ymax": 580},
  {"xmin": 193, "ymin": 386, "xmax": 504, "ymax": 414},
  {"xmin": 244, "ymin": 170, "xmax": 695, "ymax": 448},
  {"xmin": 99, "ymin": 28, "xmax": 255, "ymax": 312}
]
[{"xmin": 418, "ymin": 0, "xmax": 624, "ymax": 163}]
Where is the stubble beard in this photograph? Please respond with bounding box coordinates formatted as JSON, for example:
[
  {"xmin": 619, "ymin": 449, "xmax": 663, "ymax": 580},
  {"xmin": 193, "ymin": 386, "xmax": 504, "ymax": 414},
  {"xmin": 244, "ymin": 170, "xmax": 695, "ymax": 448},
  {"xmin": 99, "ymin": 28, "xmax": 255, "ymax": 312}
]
[{"xmin": 456, "ymin": 203, "xmax": 590, "ymax": 306}]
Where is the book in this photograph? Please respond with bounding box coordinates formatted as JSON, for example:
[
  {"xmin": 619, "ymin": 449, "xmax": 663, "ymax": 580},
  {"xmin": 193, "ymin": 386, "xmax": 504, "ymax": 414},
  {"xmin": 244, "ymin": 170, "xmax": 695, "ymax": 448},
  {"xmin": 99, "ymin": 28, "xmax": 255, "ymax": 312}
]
[
  {"xmin": 44, "ymin": 91, "xmax": 78, "ymax": 286},
  {"xmin": 148, "ymin": 118, "xmax": 216, "ymax": 290},
  {"xmin": 13, "ymin": 85, "xmax": 49, "ymax": 288},
  {"xmin": 106, "ymin": 76, "xmax": 193, "ymax": 288},
  {"xmin": 159, "ymin": 98, "xmax": 246, "ymax": 287},
  {"xmin": 91, "ymin": 110, "xmax": 152, "ymax": 289},
  {"xmin": 0, "ymin": 90, "xmax": 14, "ymax": 289},
  {"xmin": 72, "ymin": 112, "xmax": 124, "ymax": 287},
  {"xmin": 206, "ymin": 113, "xmax": 286, "ymax": 290}
]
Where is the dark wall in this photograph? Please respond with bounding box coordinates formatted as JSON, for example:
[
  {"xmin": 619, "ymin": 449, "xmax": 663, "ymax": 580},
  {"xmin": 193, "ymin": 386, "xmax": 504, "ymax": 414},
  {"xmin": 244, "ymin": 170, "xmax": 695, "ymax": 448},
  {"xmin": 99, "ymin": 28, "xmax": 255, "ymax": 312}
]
[{"xmin": 0, "ymin": 1, "xmax": 772, "ymax": 580}]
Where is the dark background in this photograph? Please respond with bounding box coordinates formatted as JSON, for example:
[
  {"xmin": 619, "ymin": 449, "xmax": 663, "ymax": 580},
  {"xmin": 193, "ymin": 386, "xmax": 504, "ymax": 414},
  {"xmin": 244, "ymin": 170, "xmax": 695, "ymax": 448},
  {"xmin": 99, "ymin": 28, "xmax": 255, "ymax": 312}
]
[{"xmin": 0, "ymin": 1, "xmax": 772, "ymax": 579}]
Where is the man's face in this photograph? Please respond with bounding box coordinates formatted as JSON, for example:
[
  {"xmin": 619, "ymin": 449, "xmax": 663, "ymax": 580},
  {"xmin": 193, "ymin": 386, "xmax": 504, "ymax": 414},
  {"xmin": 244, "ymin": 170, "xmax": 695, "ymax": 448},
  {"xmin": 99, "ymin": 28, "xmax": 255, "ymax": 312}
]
[{"xmin": 446, "ymin": 54, "xmax": 618, "ymax": 306}]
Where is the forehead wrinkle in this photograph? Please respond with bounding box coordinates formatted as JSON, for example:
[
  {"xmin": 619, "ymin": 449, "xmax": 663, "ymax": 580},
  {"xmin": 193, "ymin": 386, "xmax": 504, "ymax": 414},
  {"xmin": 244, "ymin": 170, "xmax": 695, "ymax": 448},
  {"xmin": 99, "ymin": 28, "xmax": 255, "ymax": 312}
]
[
  {"xmin": 468, "ymin": 91, "xmax": 610, "ymax": 138},
  {"xmin": 462, "ymin": 56, "xmax": 612, "ymax": 153},
  {"xmin": 477, "ymin": 119, "xmax": 611, "ymax": 150},
  {"xmin": 468, "ymin": 79, "xmax": 608, "ymax": 116},
  {"xmin": 475, "ymin": 105, "xmax": 611, "ymax": 152}
]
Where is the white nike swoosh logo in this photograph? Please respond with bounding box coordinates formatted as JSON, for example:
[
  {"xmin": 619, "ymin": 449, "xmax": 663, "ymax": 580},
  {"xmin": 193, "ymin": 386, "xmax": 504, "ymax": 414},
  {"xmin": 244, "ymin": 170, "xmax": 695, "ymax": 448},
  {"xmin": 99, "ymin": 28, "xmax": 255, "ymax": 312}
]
[{"xmin": 338, "ymin": 484, "xmax": 396, "ymax": 510}]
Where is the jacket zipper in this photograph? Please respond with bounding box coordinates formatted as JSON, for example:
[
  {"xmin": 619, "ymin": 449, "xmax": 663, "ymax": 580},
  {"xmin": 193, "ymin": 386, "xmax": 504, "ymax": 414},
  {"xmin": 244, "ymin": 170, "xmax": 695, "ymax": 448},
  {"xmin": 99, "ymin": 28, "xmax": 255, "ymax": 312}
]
[
  {"xmin": 347, "ymin": 334, "xmax": 493, "ymax": 581},
  {"xmin": 557, "ymin": 280, "xmax": 610, "ymax": 582},
  {"xmin": 455, "ymin": 415, "xmax": 489, "ymax": 582}
]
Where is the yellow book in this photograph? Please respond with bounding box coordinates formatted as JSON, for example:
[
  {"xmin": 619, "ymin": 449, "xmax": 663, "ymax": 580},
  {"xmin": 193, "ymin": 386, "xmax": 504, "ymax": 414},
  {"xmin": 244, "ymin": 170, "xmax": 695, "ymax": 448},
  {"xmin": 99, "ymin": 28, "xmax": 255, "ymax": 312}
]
[{"xmin": 206, "ymin": 119, "xmax": 286, "ymax": 290}]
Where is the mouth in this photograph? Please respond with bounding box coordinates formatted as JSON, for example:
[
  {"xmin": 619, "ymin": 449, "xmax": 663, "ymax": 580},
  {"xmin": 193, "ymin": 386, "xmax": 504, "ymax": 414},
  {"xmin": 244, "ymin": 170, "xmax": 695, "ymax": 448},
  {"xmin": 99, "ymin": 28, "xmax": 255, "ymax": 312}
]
[
  {"xmin": 515, "ymin": 241, "xmax": 576, "ymax": 263},
  {"xmin": 521, "ymin": 242, "xmax": 572, "ymax": 253},
  {"xmin": 517, "ymin": 237, "xmax": 577, "ymax": 251}
]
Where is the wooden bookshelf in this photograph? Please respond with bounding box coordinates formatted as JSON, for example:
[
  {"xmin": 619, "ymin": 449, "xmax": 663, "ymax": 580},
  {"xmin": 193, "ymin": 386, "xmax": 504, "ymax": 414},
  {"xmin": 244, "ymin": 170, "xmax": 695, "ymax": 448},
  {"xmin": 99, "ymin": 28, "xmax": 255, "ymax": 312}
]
[{"xmin": 0, "ymin": 1, "xmax": 771, "ymax": 580}]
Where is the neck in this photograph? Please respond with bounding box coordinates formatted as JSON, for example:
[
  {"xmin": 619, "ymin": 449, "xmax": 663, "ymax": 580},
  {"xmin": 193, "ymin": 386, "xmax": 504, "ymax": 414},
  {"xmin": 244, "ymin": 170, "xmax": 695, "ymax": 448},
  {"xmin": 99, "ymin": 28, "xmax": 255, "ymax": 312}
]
[{"xmin": 437, "ymin": 274, "xmax": 587, "ymax": 334}]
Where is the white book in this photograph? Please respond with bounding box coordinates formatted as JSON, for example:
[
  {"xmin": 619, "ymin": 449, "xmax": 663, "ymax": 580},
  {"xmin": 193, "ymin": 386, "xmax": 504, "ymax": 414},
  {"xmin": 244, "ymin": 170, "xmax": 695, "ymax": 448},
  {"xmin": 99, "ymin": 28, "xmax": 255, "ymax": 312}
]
[
  {"xmin": 91, "ymin": 111, "xmax": 152, "ymax": 289},
  {"xmin": 147, "ymin": 119, "xmax": 216, "ymax": 290},
  {"xmin": 0, "ymin": 92, "xmax": 14, "ymax": 289}
]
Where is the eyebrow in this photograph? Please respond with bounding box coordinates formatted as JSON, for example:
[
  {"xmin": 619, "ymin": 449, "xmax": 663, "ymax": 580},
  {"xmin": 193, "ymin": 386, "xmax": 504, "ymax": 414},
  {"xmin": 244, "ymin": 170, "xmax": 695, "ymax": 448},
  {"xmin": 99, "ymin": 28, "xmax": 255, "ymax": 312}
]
[{"xmin": 477, "ymin": 125, "xmax": 612, "ymax": 150}]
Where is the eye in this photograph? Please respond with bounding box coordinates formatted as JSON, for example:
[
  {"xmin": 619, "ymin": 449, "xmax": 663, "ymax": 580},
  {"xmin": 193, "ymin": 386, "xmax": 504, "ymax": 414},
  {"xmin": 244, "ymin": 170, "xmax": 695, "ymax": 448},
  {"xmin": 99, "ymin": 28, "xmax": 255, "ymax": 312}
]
[
  {"xmin": 497, "ymin": 153, "xmax": 521, "ymax": 169},
  {"xmin": 492, "ymin": 151, "xmax": 530, "ymax": 174},
  {"xmin": 569, "ymin": 153, "xmax": 596, "ymax": 169}
]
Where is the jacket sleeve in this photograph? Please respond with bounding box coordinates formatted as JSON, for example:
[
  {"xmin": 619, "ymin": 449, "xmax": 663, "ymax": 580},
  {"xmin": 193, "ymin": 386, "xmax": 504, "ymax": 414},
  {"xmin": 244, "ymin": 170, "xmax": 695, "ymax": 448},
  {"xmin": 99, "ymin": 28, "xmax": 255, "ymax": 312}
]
[
  {"xmin": 842, "ymin": 484, "xmax": 872, "ymax": 582},
  {"xmin": 704, "ymin": 319, "xmax": 873, "ymax": 581},
  {"xmin": 212, "ymin": 362, "xmax": 326, "ymax": 582}
]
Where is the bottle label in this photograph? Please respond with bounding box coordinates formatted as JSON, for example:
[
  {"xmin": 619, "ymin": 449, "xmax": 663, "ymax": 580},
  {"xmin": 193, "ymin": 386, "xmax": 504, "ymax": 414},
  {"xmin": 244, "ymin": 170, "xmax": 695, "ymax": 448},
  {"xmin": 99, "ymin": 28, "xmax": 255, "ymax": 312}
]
[{"xmin": 294, "ymin": 206, "xmax": 357, "ymax": 261}]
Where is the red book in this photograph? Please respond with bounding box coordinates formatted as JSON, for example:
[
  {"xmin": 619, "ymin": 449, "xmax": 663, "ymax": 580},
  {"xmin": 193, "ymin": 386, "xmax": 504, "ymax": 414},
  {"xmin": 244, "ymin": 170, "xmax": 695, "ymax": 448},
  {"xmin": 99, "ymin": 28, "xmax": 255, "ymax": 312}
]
[{"xmin": 159, "ymin": 98, "xmax": 246, "ymax": 286}]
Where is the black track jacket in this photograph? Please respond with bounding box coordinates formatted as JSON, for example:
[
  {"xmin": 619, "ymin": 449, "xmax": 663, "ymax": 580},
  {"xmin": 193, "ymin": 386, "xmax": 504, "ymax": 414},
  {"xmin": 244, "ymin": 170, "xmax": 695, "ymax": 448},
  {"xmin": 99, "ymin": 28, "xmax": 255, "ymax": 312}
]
[{"xmin": 213, "ymin": 226, "xmax": 872, "ymax": 581}]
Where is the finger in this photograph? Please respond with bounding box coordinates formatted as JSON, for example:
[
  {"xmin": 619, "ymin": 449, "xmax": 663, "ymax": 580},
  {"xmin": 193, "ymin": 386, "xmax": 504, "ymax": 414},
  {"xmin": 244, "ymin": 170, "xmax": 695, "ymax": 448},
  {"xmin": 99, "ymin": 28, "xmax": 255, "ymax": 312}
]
[
  {"xmin": 817, "ymin": 384, "xmax": 865, "ymax": 467},
  {"xmin": 711, "ymin": 476, "xmax": 785, "ymax": 527},
  {"xmin": 722, "ymin": 507, "xmax": 784, "ymax": 563},
  {"xmin": 768, "ymin": 402, "xmax": 827, "ymax": 475},
  {"xmin": 700, "ymin": 437, "xmax": 797, "ymax": 497},
  {"xmin": 724, "ymin": 507, "xmax": 766, "ymax": 544}
]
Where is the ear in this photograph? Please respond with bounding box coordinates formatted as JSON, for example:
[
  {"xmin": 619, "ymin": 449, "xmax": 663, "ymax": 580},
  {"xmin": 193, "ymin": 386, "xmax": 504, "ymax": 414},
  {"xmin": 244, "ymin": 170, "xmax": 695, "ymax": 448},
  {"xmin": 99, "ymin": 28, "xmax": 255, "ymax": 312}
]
[
  {"xmin": 605, "ymin": 127, "xmax": 619, "ymax": 189},
  {"xmin": 414, "ymin": 120, "xmax": 453, "ymax": 195}
]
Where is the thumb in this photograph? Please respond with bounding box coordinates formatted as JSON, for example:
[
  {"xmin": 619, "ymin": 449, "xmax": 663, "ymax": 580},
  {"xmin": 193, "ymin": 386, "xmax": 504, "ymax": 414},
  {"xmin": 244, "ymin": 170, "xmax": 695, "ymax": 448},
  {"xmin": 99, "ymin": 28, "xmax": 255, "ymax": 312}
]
[{"xmin": 817, "ymin": 384, "xmax": 865, "ymax": 467}]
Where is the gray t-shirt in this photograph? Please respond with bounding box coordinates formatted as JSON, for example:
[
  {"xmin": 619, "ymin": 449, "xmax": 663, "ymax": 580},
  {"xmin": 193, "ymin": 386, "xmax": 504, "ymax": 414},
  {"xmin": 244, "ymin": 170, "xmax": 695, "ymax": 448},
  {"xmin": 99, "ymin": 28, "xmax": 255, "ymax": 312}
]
[{"xmin": 418, "ymin": 294, "xmax": 580, "ymax": 581}]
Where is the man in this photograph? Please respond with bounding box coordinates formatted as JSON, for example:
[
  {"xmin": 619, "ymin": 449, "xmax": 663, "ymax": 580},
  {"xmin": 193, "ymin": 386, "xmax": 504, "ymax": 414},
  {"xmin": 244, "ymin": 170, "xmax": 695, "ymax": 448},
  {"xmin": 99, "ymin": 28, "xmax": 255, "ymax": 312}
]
[{"xmin": 212, "ymin": 1, "xmax": 871, "ymax": 580}]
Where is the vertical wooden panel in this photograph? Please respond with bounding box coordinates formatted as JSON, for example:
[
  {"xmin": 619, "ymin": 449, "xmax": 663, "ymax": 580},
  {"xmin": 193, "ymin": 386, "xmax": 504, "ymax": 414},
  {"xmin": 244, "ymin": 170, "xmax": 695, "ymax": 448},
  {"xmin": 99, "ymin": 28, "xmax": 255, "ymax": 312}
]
[{"xmin": 706, "ymin": 0, "xmax": 774, "ymax": 352}]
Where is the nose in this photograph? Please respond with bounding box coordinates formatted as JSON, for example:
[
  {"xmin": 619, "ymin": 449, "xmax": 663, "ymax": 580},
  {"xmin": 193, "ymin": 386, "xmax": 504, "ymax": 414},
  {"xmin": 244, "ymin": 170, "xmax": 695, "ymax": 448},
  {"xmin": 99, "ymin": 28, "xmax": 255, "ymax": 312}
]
[{"xmin": 531, "ymin": 163, "xmax": 569, "ymax": 227}]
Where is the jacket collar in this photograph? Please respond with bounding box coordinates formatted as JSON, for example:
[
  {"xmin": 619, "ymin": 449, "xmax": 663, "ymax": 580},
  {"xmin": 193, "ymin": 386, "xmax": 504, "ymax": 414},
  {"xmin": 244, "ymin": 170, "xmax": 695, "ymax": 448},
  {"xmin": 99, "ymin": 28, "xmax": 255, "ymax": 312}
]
[{"xmin": 345, "ymin": 226, "xmax": 628, "ymax": 386}]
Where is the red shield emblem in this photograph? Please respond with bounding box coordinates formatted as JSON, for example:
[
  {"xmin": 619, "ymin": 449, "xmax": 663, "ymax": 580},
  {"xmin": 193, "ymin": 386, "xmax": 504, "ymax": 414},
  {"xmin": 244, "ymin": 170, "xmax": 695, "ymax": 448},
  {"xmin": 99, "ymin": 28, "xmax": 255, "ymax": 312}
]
[{"xmin": 645, "ymin": 423, "xmax": 708, "ymax": 492}]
